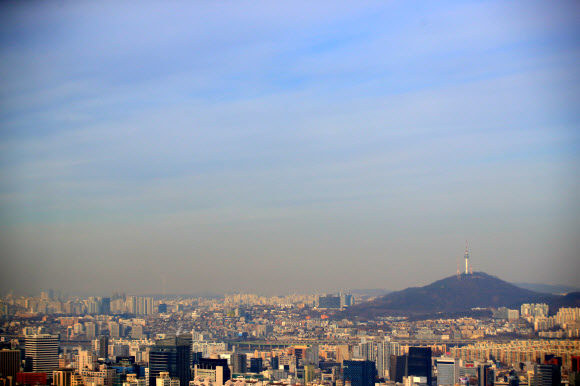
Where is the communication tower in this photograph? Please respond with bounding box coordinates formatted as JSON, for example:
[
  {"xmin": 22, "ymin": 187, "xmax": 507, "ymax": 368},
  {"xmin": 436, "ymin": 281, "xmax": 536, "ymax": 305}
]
[{"xmin": 464, "ymin": 241, "xmax": 471, "ymax": 275}]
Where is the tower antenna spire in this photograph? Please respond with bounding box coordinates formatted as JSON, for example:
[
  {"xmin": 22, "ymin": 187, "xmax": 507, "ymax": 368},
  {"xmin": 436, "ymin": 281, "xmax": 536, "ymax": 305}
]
[{"xmin": 464, "ymin": 240, "xmax": 470, "ymax": 275}]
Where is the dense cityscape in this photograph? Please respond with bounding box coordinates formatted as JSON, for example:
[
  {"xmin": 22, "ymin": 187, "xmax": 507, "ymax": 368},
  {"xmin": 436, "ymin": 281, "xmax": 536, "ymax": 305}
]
[{"xmin": 1, "ymin": 274, "xmax": 579, "ymax": 386}]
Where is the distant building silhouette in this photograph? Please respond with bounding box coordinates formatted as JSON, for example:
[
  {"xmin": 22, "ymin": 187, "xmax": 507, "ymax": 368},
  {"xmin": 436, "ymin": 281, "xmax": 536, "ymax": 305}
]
[
  {"xmin": 232, "ymin": 353, "xmax": 247, "ymax": 374},
  {"xmin": 249, "ymin": 357, "xmax": 262, "ymax": 373},
  {"xmin": 343, "ymin": 359, "xmax": 376, "ymax": 386},
  {"xmin": 98, "ymin": 336, "xmax": 109, "ymax": 359}
]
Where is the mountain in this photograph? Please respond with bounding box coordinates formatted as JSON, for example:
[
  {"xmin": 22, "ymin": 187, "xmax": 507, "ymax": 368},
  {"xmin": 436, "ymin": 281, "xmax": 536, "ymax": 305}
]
[
  {"xmin": 514, "ymin": 282, "xmax": 579, "ymax": 295},
  {"xmin": 349, "ymin": 289, "xmax": 392, "ymax": 297},
  {"xmin": 346, "ymin": 272, "xmax": 579, "ymax": 318}
]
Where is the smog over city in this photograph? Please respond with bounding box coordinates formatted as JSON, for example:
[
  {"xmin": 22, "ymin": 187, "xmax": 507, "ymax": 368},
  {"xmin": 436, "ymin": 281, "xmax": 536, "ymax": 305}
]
[{"xmin": 1, "ymin": 1, "xmax": 579, "ymax": 297}]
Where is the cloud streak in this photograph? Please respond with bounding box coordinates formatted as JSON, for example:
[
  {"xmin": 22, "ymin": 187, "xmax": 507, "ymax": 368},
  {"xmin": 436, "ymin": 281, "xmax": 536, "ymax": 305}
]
[{"xmin": 0, "ymin": 0, "xmax": 579, "ymax": 295}]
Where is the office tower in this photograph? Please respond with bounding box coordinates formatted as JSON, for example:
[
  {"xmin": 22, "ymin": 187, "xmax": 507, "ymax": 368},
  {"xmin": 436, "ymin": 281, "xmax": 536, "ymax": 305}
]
[
  {"xmin": 195, "ymin": 358, "xmax": 230, "ymax": 385},
  {"xmin": 306, "ymin": 344, "xmax": 319, "ymax": 367},
  {"xmin": 53, "ymin": 368, "xmax": 74, "ymax": 386},
  {"xmin": 232, "ymin": 353, "xmax": 247, "ymax": 374},
  {"xmin": 343, "ymin": 359, "xmax": 376, "ymax": 386},
  {"xmin": 304, "ymin": 365, "xmax": 315, "ymax": 383},
  {"xmin": 149, "ymin": 337, "xmax": 191, "ymax": 386},
  {"xmin": 389, "ymin": 355, "xmax": 407, "ymax": 383},
  {"xmin": 317, "ymin": 295, "xmax": 341, "ymax": 309},
  {"xmin": 478, "ymin": 364, "xmax": 494, "ymax": 386},
  {"xmin": 271, "ymin": 356, "xmax": 279, "ymax": 371},
  {"xmin": 24, "ymin": 334, "xmax": 59, "ymax": 375},
  {"xmin": 436, "ymin": 358, "xmax": 459, "ymax": 386},
  {"xmin": 250, "ymin": 357, "xmax": 263, "ymax": 373},
  {"xmin": 533, "ymin": 364, "xmax": 561, "ymax": 386},
  {"xmin": 98, "ymin": 336, "xmax": 109, "ymax": 359},
  {"xmin": 0, "ymin": 349, "xmax": 20, "ymax": 379},
  {"xmin": 101, "ymin": 298, "xmax": 111, "ymax": 315},
  {"xmin": 408, "ymin": 347, "xmax": 431, "ymax": 386}
]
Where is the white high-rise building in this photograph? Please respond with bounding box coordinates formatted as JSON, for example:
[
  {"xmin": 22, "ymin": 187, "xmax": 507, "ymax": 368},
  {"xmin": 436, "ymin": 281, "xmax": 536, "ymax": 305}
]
[
  {"xmin": 377, "ymin": 340, "xmax": 401, "ymax": 379},
  {"xmin": 436, "ymin": 357, "xmax": 459, "ymax": 386},
  {"xmin": 377, "ymin": 342, "xmax": 390, "ymax": 378},
  {"xmin": 25, "ymin": 334, "xmax": 59, "ymax": 375}
]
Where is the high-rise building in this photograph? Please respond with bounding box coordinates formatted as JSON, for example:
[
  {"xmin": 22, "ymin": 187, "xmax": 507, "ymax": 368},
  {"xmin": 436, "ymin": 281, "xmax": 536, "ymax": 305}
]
[
  {"xmin": 53, "ymin": 368, "xmax": 74, "ymax": 386},
  {"xmin": 24, "ymin": 334, "xmax": 59, "ymax": 376},
  {"xmin": 85, "ymin": 323, "xmax": 98, "ymax": 339},
  {"xmin": 477, "ymin": 364, "xmax": 494, "ymax": 386},
  {"xmin": 306, "ymin": 344, "xmax": 319, "ymax": 367},
  {"xmin": 534, "ymin": 364, "xmax": 561, "ymax": 386},
  {"xmin": 407, "ymin": 347, "xmax": 431, "ymax": 386},
  {"xmin": 101, "ymin": 298, "xmax": 111, "ymax": 315},
  {"xmin": 109, "ymin": 322, "xmax": 121, "ymax": 338},
  {"xmin": 377, "ymin": 342, "xmax": 390, "ymax": 379},
  {"xmin": 436, "ymin": 358, "xmax": 459, "ymax": 386},
  {"xmin": 98, "ymin": 336, "xmax": 109, "ymax": 359},
  {"xmin": 304, "ymin": 365, "xmax": 315, "ymax": 383},
  {"xmin": 317, "ymin": 295, "xmax": 341, "ymax": 309},
  {"xmin": 359, "ymin": 339, "xmax": 376, "ymax": 363},
  {"xmin": 0, "ymin": 349, "xmax": 20, "ymax": 379},
  {"xmin": 232, "ymin": 353, "xmax": 247, "ymax": 374},
  {"xmin": 340, "ymin": 293, "xmax": 353, "ymax": 308},
  {"xmin": 390, "ymin": 355, "xmax": 407, "ymax": 383},
  {"xmin": 250, "ymin": 357, "xmax": 263, "ymax": 373},
  {"xmin": 270, "ymin": 356, "xmax": 279, "ymax": 371},
  {"xmin": 149, "ymin": 337, "xmax": 190, "ymax": 386},
  {"xmin": 343, "ymin": 359, "xmax": 376, "ymax": 386}
]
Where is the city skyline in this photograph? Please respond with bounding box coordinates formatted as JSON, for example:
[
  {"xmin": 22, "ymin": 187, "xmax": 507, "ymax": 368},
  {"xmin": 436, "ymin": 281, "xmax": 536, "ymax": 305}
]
[{"xmin": 1, "ymin": 1, "xmax": 579, "ymax": 296}]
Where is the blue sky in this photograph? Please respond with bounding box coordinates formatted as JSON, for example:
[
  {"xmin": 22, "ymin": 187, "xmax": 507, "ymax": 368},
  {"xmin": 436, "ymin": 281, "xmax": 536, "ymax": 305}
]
[{"xmin": 1, "ymin": 1, "xmax": 579, "ymax": 295}]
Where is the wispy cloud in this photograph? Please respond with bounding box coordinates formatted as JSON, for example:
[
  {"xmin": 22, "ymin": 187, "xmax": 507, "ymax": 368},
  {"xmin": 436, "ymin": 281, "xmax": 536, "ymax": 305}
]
[{"xmin": 1, "ymin": 0, "xmax": 579, "ymax": 294}]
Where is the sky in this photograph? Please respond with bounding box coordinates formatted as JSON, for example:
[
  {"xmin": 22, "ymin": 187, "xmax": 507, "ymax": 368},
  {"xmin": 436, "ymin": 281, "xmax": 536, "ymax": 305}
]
[{"xmin": 1, "ymin": 1, "xmax": 579, "ymax": 297}]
